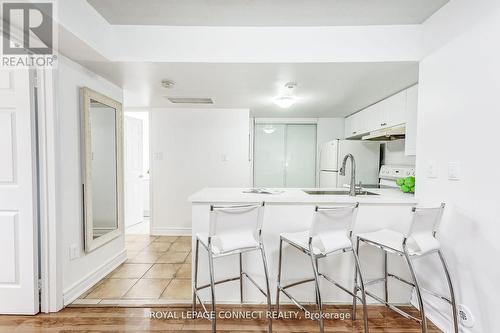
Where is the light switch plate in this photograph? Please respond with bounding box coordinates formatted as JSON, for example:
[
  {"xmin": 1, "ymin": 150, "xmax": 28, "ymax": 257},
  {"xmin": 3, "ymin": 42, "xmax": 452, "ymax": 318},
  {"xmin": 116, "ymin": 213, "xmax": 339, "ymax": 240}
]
[
  {"xmin": 427, "ymin": 160, "xmax": 438, "ymax": 178},
  {"xmin": 448, "ymin": 161, "xmax": 461, "ymax": 180}
]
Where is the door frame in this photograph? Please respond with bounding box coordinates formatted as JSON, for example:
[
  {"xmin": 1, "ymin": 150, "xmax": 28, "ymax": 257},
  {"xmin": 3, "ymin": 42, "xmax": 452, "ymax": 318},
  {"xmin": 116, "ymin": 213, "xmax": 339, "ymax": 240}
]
[{"xmin": 35, "ymin": 67, "xmax": 63, "ymax": 312}]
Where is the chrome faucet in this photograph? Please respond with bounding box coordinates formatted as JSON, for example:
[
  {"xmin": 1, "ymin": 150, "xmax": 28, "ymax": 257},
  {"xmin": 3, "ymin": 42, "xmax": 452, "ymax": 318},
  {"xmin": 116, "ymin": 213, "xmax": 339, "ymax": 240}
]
[{"xmin": 339, "ymin": 154, "xmax": 357, "ymax": 196}]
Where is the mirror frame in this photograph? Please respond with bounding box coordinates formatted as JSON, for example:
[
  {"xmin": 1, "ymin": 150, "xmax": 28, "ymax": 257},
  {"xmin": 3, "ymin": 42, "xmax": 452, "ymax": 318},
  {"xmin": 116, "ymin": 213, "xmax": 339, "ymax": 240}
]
[{"xmin": 81, "ymin": 87, "xmax": 124, "ymax": 253}]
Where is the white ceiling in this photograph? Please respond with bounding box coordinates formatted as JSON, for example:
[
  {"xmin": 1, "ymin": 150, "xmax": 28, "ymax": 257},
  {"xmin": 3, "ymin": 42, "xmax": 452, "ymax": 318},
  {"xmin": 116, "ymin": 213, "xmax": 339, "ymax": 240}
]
[
  {"xmin": 81, "ymin": 62, "xmax": 418, "ymax": 117},
  {"xmin": 87, "ymin": 0, "xmax": 448, "ymax": 26}
]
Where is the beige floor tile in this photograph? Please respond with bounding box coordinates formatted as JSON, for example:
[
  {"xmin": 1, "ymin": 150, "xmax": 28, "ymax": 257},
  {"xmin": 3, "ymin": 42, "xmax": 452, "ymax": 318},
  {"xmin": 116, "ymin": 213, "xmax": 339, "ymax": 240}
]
[
  {"xmin": 127, "ymin": 251, "xmax": 164, "ymax": 264},
  {"xmin": 125, "ymin": 242, "xmax": 150, "ymax": 252},
  {"xmin": 108, "ymin": 263, "xmax": 152, "ymax": 279},
  {"xmin": 143, "ymin": 264, "xmax": 181, "ymax": 278},
  {"xmin": 175, "ymin": 263, "xmax": 191, "ymax": 278},
  {"xmin": 123, "ymin": 278, "xmax": 171, "ymax": 299},
  {"xmin": 86, "ymin": 278, "xmax": 137, "ymax": 299},
  {"xmin": 156, "ymin": 251, "xmax": 189, "ymax": 264},
  {"xmin": 125, "ymin": 250, "xmax": 140, "ymax": 260},
  {"xmin": 160, "ymin": 279, "xmax": 191, "ymax": 300},
  {"xmin": 186, "ymin": 252, "xmax": 192, "ymax": 262},
  {"xmin": 175, "ymin": 236, "xmax": 192, "ymax": 244},
  {"xmin": 153, "ymin": 236, "xmax": 178, "ymax": 243},
  {"xmin": 126, "ymin": 234, "xmax": 157, "ymax": 243},
  {"xmin": 169, "ymin": 241, "xmax": 191, "ymax": 252},
  {"xmin": 146, "ymin": 242, "xmax": 172, "ymax": 252}
]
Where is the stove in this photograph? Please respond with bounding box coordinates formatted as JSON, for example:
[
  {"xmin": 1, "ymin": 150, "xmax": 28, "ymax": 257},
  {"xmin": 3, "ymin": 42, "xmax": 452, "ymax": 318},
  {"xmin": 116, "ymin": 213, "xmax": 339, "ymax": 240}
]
[{"xmin": 378, "ymin": 165, "xmax": 416, "ymax": 188}]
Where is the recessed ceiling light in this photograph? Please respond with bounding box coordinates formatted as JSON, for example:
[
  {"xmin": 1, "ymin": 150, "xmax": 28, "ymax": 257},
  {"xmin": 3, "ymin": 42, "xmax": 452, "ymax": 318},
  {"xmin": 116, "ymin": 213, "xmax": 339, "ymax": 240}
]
[
  {"xmin": 274, "ymin": 81, "xmax": 298, "ymax": 108},
  {"xmin": 161, "ymin": 79, "xmax": 175, "ymax": 88}
]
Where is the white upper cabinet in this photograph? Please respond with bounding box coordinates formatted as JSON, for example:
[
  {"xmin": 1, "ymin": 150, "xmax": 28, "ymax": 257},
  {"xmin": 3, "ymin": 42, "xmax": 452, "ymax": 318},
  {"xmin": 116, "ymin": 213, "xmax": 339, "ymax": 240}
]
[
  {"xmin": 344, "ymin": 85, "xmax": 417, "ymax": 145},
  {"xmin": 404, "ymin": 85, "xmax": 418, "ymax": 155}
]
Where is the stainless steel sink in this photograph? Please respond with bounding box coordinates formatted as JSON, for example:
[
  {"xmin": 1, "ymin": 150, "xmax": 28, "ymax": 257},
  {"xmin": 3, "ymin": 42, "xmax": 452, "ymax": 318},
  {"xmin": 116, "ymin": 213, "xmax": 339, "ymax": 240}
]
[{"xmin": 303, "ymin": 190, "xmax": 379, "ymax": 196}]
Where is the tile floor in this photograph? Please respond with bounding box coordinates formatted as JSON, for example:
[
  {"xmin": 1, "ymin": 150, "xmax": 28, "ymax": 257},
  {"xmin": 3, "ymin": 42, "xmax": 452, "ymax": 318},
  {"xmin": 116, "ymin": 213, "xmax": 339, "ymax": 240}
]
[{"xmin": 72, "ymin": 235, "xmax": 192, "ymax": 306}]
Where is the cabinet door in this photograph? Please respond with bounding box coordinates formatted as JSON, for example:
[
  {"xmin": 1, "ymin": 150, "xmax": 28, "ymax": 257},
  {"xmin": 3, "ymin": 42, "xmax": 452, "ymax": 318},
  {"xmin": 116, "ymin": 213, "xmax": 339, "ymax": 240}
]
[
  {"xmin": 385, "ymin": 90, "xmax": 407, "ymax": 127},
  {"xmin": 254, "ymin": 124, "xmax": 286, "ymax": 187},
  {"xmin": 405, "ymin": 85, "xmax": 418, "ymax": 155},
  {"xmin": 344, "ymin": 116, "xmax": 353, "ymax": 138},
  {"xmin": 285, "ymin": 125, "xmax": 317, "ymax": 188}
]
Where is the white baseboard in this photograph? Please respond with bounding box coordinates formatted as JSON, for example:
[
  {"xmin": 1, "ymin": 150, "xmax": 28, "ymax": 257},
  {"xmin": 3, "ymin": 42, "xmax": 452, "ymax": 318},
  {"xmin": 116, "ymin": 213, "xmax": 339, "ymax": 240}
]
[
  {"xmin": 151, "ymin": 227, "xmax": 191, "ymax": 236},
  {"xmin": 411, "ymin": 293, "xmax": 461, "ymax": 333},
  {"xmin": 62, "ymin": 250, "xmax": 127, "ymax": 306}
]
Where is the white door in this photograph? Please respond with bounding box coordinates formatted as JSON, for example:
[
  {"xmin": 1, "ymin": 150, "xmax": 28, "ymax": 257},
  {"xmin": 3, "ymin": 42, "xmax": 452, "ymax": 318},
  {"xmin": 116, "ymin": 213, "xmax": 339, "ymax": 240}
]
[
  {"xmin": 319, "ymin": 140, "xmax": 338, "ymax": 171},
  {"xmin": 124, "ymin": 116, "xmax": 144, "ymax": 228},
  {"xmin": 0, "ymin": 69, "xmax": 39, "ymax": 314}
]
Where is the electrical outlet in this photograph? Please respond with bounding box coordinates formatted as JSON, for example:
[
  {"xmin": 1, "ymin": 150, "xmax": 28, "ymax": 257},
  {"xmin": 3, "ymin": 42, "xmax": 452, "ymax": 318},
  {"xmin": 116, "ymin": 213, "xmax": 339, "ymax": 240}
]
[
  {"xmin": 69, "ymin": 244, "xmax": 80, "ymax": 260},
  {"xmin": 458, "ymin": 304, "xmax": 474, "ymax": 328}
]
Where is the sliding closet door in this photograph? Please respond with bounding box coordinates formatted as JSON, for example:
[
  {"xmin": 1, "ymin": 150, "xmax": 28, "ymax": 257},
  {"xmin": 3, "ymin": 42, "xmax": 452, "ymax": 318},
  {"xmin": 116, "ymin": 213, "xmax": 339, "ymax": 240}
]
[
  {"xmin": 254, "ymin": 124, "xmax": 286, "ymax": 187},
  {"xmin": 285, "ymin": 124, "xmax": 316, "ymax": 188}
]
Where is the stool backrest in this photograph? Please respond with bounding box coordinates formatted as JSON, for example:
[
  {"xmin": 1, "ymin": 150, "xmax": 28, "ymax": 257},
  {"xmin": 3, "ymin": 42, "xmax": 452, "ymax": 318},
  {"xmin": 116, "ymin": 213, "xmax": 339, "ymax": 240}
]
[
  {"xmin": 209, "ymin": 202, "xmax": 265, "ymax": 239},
  {"xmin": 309, "ymin": 203, "xmax": 359, "ymax": 238},
  {"xmin": 405, "ymin": 203, "xmax": 445, "ymax": 238}
]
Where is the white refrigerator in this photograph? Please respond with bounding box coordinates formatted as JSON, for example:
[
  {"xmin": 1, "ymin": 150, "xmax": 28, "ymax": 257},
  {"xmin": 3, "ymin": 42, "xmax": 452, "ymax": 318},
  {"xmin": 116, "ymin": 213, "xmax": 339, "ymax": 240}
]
[{"xmin": 319, "ymin": 140, "xmax": 380, "ymax": 188}]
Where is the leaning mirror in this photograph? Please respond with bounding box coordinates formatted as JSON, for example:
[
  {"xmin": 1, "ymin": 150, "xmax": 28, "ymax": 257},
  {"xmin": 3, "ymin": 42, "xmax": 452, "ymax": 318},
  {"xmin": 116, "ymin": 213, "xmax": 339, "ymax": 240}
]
[{"xmin": 81, "ymin": 87, "xmax": 123, "ymax": 252}]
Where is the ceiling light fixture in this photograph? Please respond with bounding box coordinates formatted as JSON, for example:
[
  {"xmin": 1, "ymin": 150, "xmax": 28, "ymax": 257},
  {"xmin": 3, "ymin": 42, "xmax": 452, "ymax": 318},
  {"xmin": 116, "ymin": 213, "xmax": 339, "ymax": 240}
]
[{"xmin": 274, "ymin": 82, "xmax": 297, "ymax": 108}]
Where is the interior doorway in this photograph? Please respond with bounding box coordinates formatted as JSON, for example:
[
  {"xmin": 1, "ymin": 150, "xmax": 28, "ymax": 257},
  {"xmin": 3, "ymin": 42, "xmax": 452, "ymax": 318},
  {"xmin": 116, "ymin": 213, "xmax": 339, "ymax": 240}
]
[{"xmin": 124, "ymin": 112, "xmax": 150, "ymax": 235}]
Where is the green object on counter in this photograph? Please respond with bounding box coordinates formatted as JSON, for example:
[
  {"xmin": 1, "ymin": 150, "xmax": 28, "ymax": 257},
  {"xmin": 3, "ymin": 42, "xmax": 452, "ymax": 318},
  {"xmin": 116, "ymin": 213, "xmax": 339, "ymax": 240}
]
[
  {"xmin": 404, "ymin": 176, "xmax": 415, "ymax": 187},
  {"xmin": 396, "ymin": 178, "xmax": 405, "ymax": 186},
  {"xmin": 410, "ymin": 186, "xmax": 415, "ymax": 193},
  {"xmin": 401, "ymin": 185, "xmax": 411, "ymax": 193}
]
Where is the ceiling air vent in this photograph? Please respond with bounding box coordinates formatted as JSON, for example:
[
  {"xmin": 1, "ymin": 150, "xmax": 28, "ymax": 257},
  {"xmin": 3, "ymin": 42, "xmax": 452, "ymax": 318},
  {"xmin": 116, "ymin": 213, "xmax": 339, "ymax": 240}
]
[{"xmin": 166, "ymin": 97, "xmax": 214, "ymax": 104}]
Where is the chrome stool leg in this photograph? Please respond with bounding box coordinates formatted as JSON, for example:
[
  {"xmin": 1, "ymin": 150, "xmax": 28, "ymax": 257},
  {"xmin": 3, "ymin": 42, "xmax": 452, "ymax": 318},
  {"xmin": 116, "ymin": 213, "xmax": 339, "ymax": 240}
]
[
  {"xmin": 384, "ymin": 251, "xmax": 389, "ymax": 305},
  {"xmin": 207, "ymin": 248, "xmax": 216, "ymax": 333},
  {"xmin": 260, "ymin": 242, "xmax": 273, "ymax": 333},
  {"xmin": 438, "ymin": 250, "xmax": 459, "ymax": 333},
  {"xmin": 309, "ymin": 245, "xmax": 324, "ymax": 333},
  {"xmin": 192, "ymin": 238, "xmax": 200, "ymax": 312},
  {"xmin": 239, "ymin": 252, "xmax": 244, "ymax": 303},
  {"xmin": 276, "ymin": 238, "xmax": 283, "ymax": 313},
  {"xmin": 352, "ymin": 244, "xmax": 369, "ymax": 333},
  {"xmin": 352, "ymin": 236, "xmax": 360, "ymax": 320},
  {"xmin": 403, "ymin": 245, "xmax": 427, "ymax": 333}
]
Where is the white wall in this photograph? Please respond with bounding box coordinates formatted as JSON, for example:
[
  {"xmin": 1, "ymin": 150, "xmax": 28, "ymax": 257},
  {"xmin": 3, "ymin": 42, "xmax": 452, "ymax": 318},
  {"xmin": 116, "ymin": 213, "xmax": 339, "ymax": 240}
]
[
  {"xmin": 150, "ymin": 108, "xmax": 250, "ymax": 235},
  {"xmin": 382, "ymin": 140, "xmax": 416, "ymax": 166},
  {"xmin": 416, "ymin": 1, "xmax": 500, "ymax": 332},
  {"xmin": 56, "ymin": 56, "xmax": 125, "ymax": 304}
]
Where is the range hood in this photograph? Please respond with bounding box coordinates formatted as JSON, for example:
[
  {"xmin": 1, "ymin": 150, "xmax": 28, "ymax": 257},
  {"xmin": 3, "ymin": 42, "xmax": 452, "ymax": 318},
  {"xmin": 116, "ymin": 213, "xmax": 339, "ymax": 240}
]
[{"xmin": 362, "ymin": 124, "xmax": 406, "ymax": 141}]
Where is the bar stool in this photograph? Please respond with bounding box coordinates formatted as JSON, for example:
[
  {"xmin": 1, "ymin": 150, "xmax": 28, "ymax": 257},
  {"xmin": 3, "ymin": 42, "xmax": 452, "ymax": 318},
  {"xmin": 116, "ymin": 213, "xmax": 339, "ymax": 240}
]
[
  {"xmin": 276, "ymin": 203, "xmax": 369, "ymax": 333},
  {"xmin": 192, "ymin": 202, "xmax": 272, "ymax": 333},
  {"xmin": 355, "ymin": 203, "xmax": 458, "ymax": 333}
]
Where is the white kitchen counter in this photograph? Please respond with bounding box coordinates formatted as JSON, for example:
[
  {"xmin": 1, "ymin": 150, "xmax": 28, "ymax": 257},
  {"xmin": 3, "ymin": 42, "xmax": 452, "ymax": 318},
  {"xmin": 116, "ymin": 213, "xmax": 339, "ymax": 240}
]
[
  {"xmin": 189, "ymin": 187, "xmax": 417, "ymax": 205},
  {"xmin": 189, "ymin": 187, "xmax": 417, "ymax": 305}
]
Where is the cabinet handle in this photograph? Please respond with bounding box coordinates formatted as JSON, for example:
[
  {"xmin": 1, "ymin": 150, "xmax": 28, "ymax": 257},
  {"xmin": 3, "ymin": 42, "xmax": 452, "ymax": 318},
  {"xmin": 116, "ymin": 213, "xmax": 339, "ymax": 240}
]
[
  {"xmin": 352, "ymin": 131, "xmax": 357, "ymax": 134},
  {"xmin": 380, "ymin": 122, "xmax": 387, "ymax": 126}
]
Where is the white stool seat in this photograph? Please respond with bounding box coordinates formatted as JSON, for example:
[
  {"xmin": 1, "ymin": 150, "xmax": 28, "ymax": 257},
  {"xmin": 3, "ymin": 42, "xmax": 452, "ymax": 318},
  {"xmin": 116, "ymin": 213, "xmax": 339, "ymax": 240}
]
[
  {"xmin": 358, "ymin": 229, "xmax": 441, "ymax": 256},
  {"xmin": 196, "ymin": 231, "xmax": 259, "ymax": 255},
  {"xmin": 281, "ymin": 230, "xmax": 352, "ymax": 255}
]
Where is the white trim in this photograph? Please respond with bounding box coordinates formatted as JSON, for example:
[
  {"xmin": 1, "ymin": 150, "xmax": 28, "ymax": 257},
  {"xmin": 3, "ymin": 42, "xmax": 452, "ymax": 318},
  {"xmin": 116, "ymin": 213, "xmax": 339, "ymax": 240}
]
[
  {"xmin": 62, "ymin": 249, "xmax": 127, "ymax": 306},
  {"xmin": 151, "ymin": 227, "xmax": 192, "ymax": 236},
  {"xmin": 36, "ymin": 68, "xmax": 63, "ymax": 313},
  {"xmin": 254, "ymin": 117, "xmax": 318, "ymax": 124}
]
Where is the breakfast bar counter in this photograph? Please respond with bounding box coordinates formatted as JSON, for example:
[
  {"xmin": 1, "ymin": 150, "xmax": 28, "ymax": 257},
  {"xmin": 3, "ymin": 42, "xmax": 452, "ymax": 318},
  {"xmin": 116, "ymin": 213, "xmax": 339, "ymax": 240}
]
[{"xmin": 189, "ymin": 188, "xmax": 418, "ymax": 305}]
